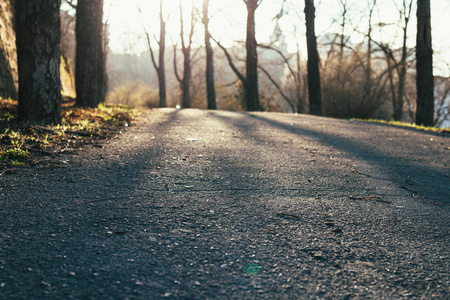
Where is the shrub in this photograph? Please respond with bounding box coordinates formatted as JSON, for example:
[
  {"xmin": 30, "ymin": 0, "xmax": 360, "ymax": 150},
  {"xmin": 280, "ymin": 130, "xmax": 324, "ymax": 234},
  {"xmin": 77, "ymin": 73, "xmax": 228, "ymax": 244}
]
[{"xmin": 107, "ymin": 81, "xmax": 159, "ymax": 108}]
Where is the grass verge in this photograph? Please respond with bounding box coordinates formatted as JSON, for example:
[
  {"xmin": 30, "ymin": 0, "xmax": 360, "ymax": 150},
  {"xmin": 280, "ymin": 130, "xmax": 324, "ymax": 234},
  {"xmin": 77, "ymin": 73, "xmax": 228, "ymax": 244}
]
[
  {"xmin": 0, "ymin": 97, "xmax": 142, "ymax": 170},
  {"xmin": 351, "ymin": 118, "xmax": 450, "ymax": 134}
]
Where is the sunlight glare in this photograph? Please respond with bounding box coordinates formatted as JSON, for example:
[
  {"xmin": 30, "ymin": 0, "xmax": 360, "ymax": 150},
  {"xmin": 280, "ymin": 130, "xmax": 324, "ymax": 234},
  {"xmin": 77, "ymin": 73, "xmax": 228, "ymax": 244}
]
[{"xmin": 104, "ymin": 0, "xmax": 449, "ymax": 76}]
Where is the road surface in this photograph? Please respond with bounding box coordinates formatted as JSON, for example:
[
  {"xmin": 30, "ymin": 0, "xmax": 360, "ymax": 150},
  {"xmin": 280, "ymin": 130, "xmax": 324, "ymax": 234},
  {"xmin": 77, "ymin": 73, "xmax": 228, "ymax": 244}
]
[{"xmin": 1, "ymin": 109, "xmax": 449, "ymax": 299}]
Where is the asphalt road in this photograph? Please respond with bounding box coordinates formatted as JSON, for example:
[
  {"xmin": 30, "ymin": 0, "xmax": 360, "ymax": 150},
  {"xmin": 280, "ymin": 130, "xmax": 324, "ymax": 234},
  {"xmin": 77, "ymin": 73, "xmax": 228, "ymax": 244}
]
[{"xmin": 1, "ymin": 108, "xmax": 449, "ymax": 299}]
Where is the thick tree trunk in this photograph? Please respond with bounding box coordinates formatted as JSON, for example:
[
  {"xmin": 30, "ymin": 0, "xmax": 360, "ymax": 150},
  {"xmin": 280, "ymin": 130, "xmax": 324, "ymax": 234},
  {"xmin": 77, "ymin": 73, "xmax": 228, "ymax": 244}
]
[
  {"xmin": 203, "ymin": 0, "xmax": 217, "ymax": 110},
  {"xmin": 16, "ymin": 0, "xmax": 62, "ymax": 124},
  {"xmin": 75, "ymin": 0, "xmax": 105, "ymax": 108},
  {"xmin": 415, "ymin": 0, "xmax": 434, "ymax": 126},
  {"xmin": 245, "ymin": 0, "xmax": 259, "ymax": 111},
  {"xmin": 304, "ymin": 0, "xmax": 322, "ymax": 116}
]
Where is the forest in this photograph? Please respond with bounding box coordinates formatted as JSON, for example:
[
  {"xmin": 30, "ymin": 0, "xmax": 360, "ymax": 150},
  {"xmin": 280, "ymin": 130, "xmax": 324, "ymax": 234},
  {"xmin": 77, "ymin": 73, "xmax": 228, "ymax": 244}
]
[{"xmin": 0, "ymin": 0, "xmax": 448, "ymax": 128}]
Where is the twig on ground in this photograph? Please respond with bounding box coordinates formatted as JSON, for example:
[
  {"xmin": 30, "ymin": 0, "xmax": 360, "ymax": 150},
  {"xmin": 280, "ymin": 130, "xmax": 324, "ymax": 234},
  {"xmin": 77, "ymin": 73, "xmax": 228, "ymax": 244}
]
[
  {"xmin": 276, "ymin": 212, "xmax": 302, "ymax": 219},
  {"xmin": 347, "ymin": 195, "xmax": 391, "ymax": 204}
]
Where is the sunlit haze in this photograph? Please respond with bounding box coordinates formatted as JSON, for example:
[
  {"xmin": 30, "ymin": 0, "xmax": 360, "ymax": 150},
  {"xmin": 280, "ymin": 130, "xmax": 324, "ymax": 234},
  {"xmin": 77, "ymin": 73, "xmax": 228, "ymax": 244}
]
[{"xmin": 95, "ymin": 0, "xmax": 450, "ymax": 76}]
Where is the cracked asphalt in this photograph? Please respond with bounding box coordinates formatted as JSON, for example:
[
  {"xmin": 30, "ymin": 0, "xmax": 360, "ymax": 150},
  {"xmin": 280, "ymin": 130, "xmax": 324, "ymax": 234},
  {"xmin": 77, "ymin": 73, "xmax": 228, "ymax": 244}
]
[{"xmin": 0, "ymin": 108, "xmax": 449, "ymax": 299}]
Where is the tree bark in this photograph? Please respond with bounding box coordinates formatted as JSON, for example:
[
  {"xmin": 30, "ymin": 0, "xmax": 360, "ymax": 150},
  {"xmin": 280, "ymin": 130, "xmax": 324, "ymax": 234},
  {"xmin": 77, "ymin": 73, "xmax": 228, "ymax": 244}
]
[
  {"xmin": 203, "ymin": 0, "xmax": 217, "ymax": 110},
  {"xmin": 338, "ymin": 0, "xmax": 348, "ymax": 65},
  {"xmin": 16, "ymin": 0, "xmax": 62, "ymax": 124},
  {"xmin": 304, "ymin": 0, "xmax": 322, "ymax": 116},
  {"xmin": 244, "ymin": 0, "xmax": 260, "ymax": 111},
  {"xmin": 75, "ymin": 0, "xmax": 105, "ymax": 108},
  {"xmin": 361, "ymin": 0, "xmax": 376, "ymax": 114},
  {"xmin": 181, "ymin": 47, "xmax": 192, "ymax": 108},
  {"xmin": 415, "ymin": 0, "xmax": 434, "ymax": 126},
  {"xmin": 174, "ymin": 3, "xmax": 195, "ymax": 109},
  {"xmin": 158, "ymin": 1, "xmax": 167, "ymax": 108},
  {"xmin": 140, "ymin": 1, "xmax": 167, "ymax": 108},
  {"xmin": 393, "ymin": 0, "xmax": 413, "ymax": 121},
  {"xmin": 213, "ymin": 1, "xmax": 261, "ymax": 111}
]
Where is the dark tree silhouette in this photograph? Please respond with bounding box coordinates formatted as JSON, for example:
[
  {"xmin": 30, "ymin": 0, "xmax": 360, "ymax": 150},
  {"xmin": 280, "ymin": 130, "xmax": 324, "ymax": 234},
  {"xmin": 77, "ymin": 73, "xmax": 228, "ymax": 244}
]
[
  {"xmin": 140, "ymin": 0, "xmax": 167, "ymax": 108},
  {"xmin": 244, "ymin": 0, "xmax": 261, "ymax": 111},
  {"xmin": 16, "ymin": 0, "xmax": 62, "ymax": 124},
  {"xmin": 363, "ymin": 0, "xmax": 376, "ymax": 110},
  {"xmin": 378, "ymin": 0, "xmax": 413, "ymax": 121},
  {"xmin": 415, "ymin": 0, "xmax": 434, "ymax": 126},
  {"xmin": 203, "ymin": 0, "xmax": 217, "ymax": 110},
  {"xmin": 304, "ymin": 0, "xmax": 322, "ymax": 116},
  {"xmin": 174, "ymin": 3, "xmax": 195, "ymax": 109},
  {"xmin": 213, "ymin": 0, "xmax": 262, "ymax": 111},
  {"xmin": 393, "ymin": 0, "xmax": 413, "ymax": 121},
  {"xmin": 75, "ymin": 0, "xmax": 105, "ymax": 108}
]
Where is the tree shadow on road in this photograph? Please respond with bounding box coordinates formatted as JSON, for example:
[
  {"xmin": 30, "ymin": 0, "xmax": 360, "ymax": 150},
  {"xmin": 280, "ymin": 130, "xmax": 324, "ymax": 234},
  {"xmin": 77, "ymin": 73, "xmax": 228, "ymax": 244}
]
[{"xmin": 208, "ymin": 111, "xmax": 450, "ymax": 206}]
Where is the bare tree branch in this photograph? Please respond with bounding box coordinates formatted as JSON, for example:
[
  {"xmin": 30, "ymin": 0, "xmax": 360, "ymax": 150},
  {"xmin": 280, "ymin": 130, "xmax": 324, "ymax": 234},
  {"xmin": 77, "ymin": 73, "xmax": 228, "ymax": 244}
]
[
  {"xmin": 259, "ymin": 65, "xmax": 295, "ymax": 111},
  {"xmin": 257, "ymin": 43, "xmax": 297, "ymax": 84},
  {"xmin": 179, "ymin": 3, "xmax": 186, "ymax": 50},
  {"xmin": 173, "ymin": 44, "xmax": 182, "ymax": 83},
  {"xmin": 64, "ymin": 0, "xmax": 77, "ymax": 9},
  {"xmin": 137, "ymin": 6, "xmax": 159, "ymax": 73},
  {"xmin": 211, "ymin": 36, "xmax": 246, "ymax": 86}
]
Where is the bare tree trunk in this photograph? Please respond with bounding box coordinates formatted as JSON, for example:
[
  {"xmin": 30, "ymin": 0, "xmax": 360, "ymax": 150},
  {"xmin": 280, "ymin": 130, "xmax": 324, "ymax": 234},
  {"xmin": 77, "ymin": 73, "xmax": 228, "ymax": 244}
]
[
  {"xmin": 362, "ymin": 0, "xmax": 376, "ymax": 112},
  {"xmin": 296, "ymin": 48, "xmax": 306, "ymax": 113},
  {"xmin": 212, "ymin": 0, "xmax": 261, "ymax": 111},
  {"xmin": 140, "ymin": 1, "xmax": 167, "ymax": 108},
  {"xmin": 158, "ymin": 4, "xmax": 167, "ymax": 108},
  {"xmin": 203, "ymin": 0, "xmax": 217, "ymax": 110},
  {"xmin": 338, "ymin": 0, "xmax": 347, "ymax": 65},
  {"xmin": 16, "ymin": 0, "xmax": 62, "ymax": 124},
  {"xmin": 75, "ymin": 0, "xmax": 105, "ymax": 108},
  {"xmin": 415, "ymin": 0, "xmax": 434, "ymax": 126},
  {"xmin": 181, "ymin": 47, "xmax": 192, "ymax": 108},
  {"xmin": 244, "ymin": 0, "xmax": 260, "ymax": 111},
  {"xmin": 304, "ymin": 0, "xmax": 322, "ymax": 116},
  {"xmin": 102, "ymin": 22, "xmax": 109, "ymax": 104},
  {"xmin": 174, "ymin": 3, "xmax": 195, "ymax": 109},
  {"xmin": 391, "ymin": 0, "xmax": 413, "ymax": 121}
]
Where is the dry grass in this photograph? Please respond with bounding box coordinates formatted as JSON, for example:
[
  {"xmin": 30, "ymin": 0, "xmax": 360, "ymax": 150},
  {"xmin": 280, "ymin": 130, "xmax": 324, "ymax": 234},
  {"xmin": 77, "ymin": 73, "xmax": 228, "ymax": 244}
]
[
  {"xmin": 351, "ymin": 118, "xmax": 450, "ymax": 134},
  {"xmin": 0, "ymin": 97, "xmax": 142, "ymax": 169}
]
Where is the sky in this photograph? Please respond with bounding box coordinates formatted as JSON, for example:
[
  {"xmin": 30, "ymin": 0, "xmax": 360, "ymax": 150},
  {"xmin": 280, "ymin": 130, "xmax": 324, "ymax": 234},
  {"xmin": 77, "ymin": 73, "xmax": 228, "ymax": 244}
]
[{"xmin": 98, "ymin": 0, "xmax": 449, "ymax": 76}]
